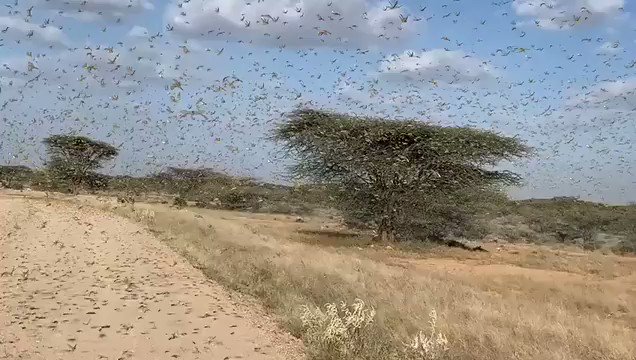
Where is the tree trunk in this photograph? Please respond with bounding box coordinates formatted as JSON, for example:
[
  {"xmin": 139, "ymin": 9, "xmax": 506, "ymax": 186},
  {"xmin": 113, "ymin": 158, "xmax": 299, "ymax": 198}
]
[
  {"xmin": 378, "ymin": 229, "xmax": 396, "ymax": 242},
  {"xmin": 374, "ymin": 192, "xmax": 400, "ymax": 243},
  {"xmin": 376, "ymin": 216, "xmax": 396, "ymax": 243},
  {"xmin": 71, "ymin": 181, "xmax": 80, "ymax": 195}
]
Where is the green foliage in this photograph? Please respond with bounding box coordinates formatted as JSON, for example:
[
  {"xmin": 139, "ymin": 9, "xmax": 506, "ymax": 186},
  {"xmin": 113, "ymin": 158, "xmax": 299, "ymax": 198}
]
[
  {"xmin": 43, "ymin": 134, "xmax": 119, "ymax": 192},
  {"xmin": 155, "ymin": 167, "xmax": 240, "ymax": 197},
  {"xmin": 511, "ymin": 199, "xmax": 630, "ymax": 238},
  {"xmin": 484, "ymin": 198, "xmax": 636, "ymax": 253},
  {"xmin": 105, "ymin": 167, "xmax": 324, "ymax": 215},
  {"xmin": 0, "ymin": 165, "xmax": 33, "ymax": 189},
  {"xmin": 274, "ymin": 109, "xmax": 531, "ymax": 242},
  {"xmin": 2, "ymin": 161, "xmax": 635, "ymax": 253},
  {"xmin": 614, "ymin": 235, "xmax": 636, "ymax": 254}
]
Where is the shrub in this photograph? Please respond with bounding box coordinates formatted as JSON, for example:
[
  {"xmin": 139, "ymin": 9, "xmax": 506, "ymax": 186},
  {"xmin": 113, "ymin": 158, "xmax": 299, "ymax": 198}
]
[
  {"xmin": 2, "ymin": 180, "xmax": 24, "ymax": 190},
  {"xmin": 300, "ymin": 299, "xmax": 378, "ymax": 359},
  {"xmin": 612, "ymin": 236, "xmax": 636, "ymax": 254},
  {"xmin": 404, "ymin": 310, "xmax": 449, "ymax": 360},
  {"xmin": 173, "ymin": 197, "xmax": 187, "ymax": 208},
  {"xmin": 132, "ymin": 208, "xmax": 156, "ymax": 225},
  {"xmin": 300, "ymin": 300, "xmax": 450, "ymax": 360},
  {"xmin": 218, "ymin": 191, "xmax": 262, "ymax": 211},
  {"xmin": 194, "ymin": 200, "xmax": 209, "ymax": 208}
]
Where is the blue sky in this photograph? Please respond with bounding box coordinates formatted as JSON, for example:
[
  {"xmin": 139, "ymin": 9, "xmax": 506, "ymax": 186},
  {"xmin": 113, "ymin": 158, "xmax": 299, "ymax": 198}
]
[{"xmin": 0, "ymin": 0, "xmax": 635, "ymax": 203}]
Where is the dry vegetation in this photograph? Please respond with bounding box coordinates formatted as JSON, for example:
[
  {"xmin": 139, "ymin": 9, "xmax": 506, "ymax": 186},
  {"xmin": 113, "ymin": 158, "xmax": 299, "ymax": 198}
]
[
  {"xmin": 2, "ymin": 165, "xmax": 636, "ymax": 359},
  {"xmin": 13, "ymin": 190, "xmax": 629, "ymax": 360},
  {"xmin": 2, "ymin": 165, "xmax": 635, "ymax": 253}
]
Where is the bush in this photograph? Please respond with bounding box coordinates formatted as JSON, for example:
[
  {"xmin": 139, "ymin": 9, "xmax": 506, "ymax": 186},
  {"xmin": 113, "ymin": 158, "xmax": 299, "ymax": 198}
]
[
  {"xmin": 0, "ymin": 165, "xmax": 33, "ymax": 188},
  {"xmin": 172, "ymin": 197, "xmax": 187, "ymax": 208},
  {"xmin": 1, "ymin": 180, "xmax": 24, "ymax": 190},
  {"xmin": 404, "ymin": 310, "xmax": 449, "ymax": 360},
  {"xmin": 218, "ymin": 191, "xmax": 262, "ymax": 211},
  {"xmin": 300, "ymin": 299, "xmax": 380, "ymax": 359},
  {"xmin": 612, "ymin": 236, "xmax": 636, "ymax": 254},
  {"xmin": 131, "ymin": 208, "xmax": 156, "ymax": 225},
  {"xmin": 300, "ymin": 300, "xmax": 450, "ymax": 360},
  {"xmin": 494, "ymin": 199, "xmax": 636, "ymax": 253},
  {"xmin": 194, "ymin": 200, "xmax": 208, "ymax": 208}
]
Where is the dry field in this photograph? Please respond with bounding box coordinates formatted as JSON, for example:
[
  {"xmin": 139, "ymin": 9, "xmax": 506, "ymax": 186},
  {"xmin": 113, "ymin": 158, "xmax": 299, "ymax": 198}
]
[{"xmin": 3, "ymin": 189, "xmax": 635, "ymax": 360}]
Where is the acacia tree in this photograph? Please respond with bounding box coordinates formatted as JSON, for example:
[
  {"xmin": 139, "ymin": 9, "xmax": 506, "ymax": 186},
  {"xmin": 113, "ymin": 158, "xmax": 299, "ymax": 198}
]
[
  {"xmin": 274, "ymin": 109, "xmax": 531, "ymax": 242},
  {"xmin": 43, "ymin": 134, "xmax": 119, "ymax": 192}
]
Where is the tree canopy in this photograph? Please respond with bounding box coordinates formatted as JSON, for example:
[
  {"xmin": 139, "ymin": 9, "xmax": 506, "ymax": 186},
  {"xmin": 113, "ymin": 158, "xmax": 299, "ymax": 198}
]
[
  {"xmin": 43, "ymin": 134, "xmax": 119, "ymax": 191},
  {"xmin": 274, "ymin": 109, "xmax": 532, "ymax": 241}
]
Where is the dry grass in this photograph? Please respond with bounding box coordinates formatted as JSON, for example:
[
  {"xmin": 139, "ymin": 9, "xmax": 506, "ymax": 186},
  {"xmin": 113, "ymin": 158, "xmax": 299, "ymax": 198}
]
[
  {"xmin": 3, "ymin": 165, "xmax": 635, "ymax": 252},
  {"xmin": 25, "ymin": 192, "xmax": 636, "ymax": 360}
]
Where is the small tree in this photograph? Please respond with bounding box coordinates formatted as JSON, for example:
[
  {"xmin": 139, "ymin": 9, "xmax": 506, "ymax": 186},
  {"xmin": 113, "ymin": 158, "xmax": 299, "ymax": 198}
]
[
  {"xmin": 274, "ymin": 109, "xmax": 531, "ymax": 242},
  {"xmin": 0, "ymin": 165, "xmax": 34, "ymax": 189},
  {"xmin": 43, "ymin": 134, "xmax": 119, "ymax": 193}
]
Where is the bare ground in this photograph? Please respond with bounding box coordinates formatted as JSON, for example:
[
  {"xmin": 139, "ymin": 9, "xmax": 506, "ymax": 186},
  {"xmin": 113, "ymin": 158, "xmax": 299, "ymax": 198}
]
[{"xmin": 0, "ymin": 195, "xmax": 303, "ymax": 360}]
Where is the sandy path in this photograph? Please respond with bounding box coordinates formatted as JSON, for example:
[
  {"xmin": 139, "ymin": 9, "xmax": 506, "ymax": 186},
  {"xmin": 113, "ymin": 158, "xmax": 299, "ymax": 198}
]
[{"xmin": 0, "ymin": 196, "xmax": 301, "ymax": 360}]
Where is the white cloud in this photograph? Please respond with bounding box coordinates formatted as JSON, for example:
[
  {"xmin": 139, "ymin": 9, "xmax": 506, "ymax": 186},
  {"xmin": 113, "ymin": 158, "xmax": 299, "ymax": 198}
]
[
  {"xmin": 0, "ymin": 16, "xmax": 69, "ymax": 46},
  {"xmin": 378, "ymin": 49, "xmax": 499, "ymax": 86},
  {"xmin": 43, "ymin": 0, "xmax": 154, "ymax": 22},
  {"xmin": 512, "ymin": 0, "xmax": 625, "ymax": 30},
  {"xmin": 127, "ymin": 25, "xmax": 149, "ymax": 37},
  {"xmin": 568, "ymin": 77, "xmax": 636, "ymax": 110},
  {"xmin": 597, "ymin": 41, "xmax": 622, "ymax": 54},
  {"xmin": 164, "ymin": 0, "xmax": 414, "ymax": 48}
]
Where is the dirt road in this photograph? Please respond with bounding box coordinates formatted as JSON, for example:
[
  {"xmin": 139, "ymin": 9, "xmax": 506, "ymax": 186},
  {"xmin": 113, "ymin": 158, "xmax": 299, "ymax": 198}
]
[{"xmin": 0, "ymin": 195, "xmax": 301, "ymax": 360}]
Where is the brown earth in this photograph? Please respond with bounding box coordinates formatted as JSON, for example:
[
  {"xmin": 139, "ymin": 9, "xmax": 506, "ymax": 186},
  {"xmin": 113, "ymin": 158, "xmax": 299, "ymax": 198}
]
[{"xmin": 0, "ymin": 195, "xmax": 303, "ymax": 360}]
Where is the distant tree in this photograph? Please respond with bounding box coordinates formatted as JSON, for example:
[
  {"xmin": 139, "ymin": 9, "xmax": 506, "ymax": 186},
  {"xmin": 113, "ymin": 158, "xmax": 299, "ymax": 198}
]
[
  {"xmin": 274, "ymin": 109, "xmax": 531, "ymax": 242},
  {"xmin": 156, "ymin": 167, "xmax": 236, "ymax": 183},
  {"xmin": 152, "ymin": 167, "xmax": 251, "ymax": 198},
  {"xmin": 0, "ymin": 165, "xmax": 34, "ymax": 189},
  {"xmin": 43, "ymin": 134, "xmax": 119, "ymax": 193}
]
